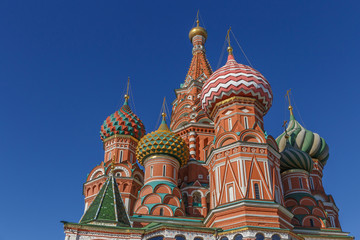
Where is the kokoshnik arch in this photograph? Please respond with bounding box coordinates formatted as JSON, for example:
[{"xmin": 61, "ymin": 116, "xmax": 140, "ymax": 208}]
[{"xmin": 62, "ymin": 18, "xmax": 353, "ymax": 240}]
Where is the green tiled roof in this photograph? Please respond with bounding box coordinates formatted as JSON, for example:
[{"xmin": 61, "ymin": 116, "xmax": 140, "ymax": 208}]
[{"xmin": 80, "ymin": 175, "xmax": 130, "ymax": 227}]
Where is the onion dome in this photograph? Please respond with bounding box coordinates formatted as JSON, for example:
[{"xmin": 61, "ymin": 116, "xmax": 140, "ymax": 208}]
[
  {"xmin": 276, "ymin": 110, "xmax": 329, "ymax": 167},
  {"xmin": 201, "ymin": 47, "xmax": 273, "ymax": 118},
  {"xmin": 100, "ymin": 95, "xmax": 145, "ymax": 141},
  {"xmin": 136, "ymin": 113, "xmax": 189, "ymax": 167},
  {"xmin": 189, "ymin": 20, "xmax": 207, "ymax": 42},
  {"xmin": 280, "ymin": 137, "xmax": 313, "ymax": 173}
]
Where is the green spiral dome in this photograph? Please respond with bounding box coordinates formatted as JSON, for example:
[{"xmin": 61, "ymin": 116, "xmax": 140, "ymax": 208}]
[
  {"xmin": 276, "ymin": 114, "xmax": 329, "ymax": 167},
  {"xmin": 280, "ymin": 140, "xmax": 313, "ymax": 173}
]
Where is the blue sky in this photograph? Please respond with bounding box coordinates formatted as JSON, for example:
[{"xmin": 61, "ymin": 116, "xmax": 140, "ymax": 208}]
[{"xmin": 0, "ymin": 1, "xmax": 359, "ymax": 239}]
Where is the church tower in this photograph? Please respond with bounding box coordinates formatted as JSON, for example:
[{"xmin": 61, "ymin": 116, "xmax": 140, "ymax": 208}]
[
  {"xmin": 83, "ymin": 82, "xmax": 146, "ymax": 215},
  {"xmin": 201, "ymin": 39, "xmax": 292, "ymax": 231},
  {"xmin": 170, "ymin": 18, "xmax": 214, "ymax": 218}
]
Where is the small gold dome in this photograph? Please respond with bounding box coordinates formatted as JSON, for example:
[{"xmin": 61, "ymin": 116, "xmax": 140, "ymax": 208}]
[{"xmin": 189, "ymin": 20, "xmax": 207, "ymax": 42}]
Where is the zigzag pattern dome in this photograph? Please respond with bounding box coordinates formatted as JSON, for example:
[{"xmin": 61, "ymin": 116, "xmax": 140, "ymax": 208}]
[
  {"xmin": 100, "ymin": 99, "xmax": 145, "ymax": 141},
  {"xmin": 280, "ymin": 140, "xmax": 313, "ymax": 173},
  {"xmin": 276, "ymin": 114, "xmax": 329, "ymax": 167},
  {"xmin": 201, "ymin": 52, "xmax": 273, "ymax": 117},
  {"xmin": 136, "ymin": 117, "xmax": 189, "ymax": 167}
]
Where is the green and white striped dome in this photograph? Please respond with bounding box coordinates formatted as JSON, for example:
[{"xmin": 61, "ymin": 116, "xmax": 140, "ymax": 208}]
[
  {"xmin": 276, "ymin": 114, "xmax": 329, "ymax": 167},
  {"xmin": 280, "ymin": 141, "xmax": 313, "ymax": 173}
]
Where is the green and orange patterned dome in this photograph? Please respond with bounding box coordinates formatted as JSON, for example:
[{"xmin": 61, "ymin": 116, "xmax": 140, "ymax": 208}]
[
  {"xmin": 100, "ymin": 96, "xmax": 146, "ymax": 141},
  {"xmin": 136, "ymin": 114, "xmax": 189, "ymax": 167},
  {"xmin": 280, "ymin": 137, "xmax": 313, "ymax": 173}
]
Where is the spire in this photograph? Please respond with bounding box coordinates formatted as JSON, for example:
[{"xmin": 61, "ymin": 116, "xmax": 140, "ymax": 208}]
[
  {"xmin": 124, "ymin": 76, "xmax": 130, "ymax": 105},
  {"xmin": 79, "ymin": 175, "xmax": 131, "ymax": 227},
  {"xmin": 226, "ymin": 27, "xmax": 235, "ymax": 61},
  {"xmin": 184, "ymin": 14, "xmax": 212, "ymax": 87},
  {"xmin": 158, "ymin": 97, "xmax": 170, "ymax": 131},
  {"xmin": 285, "ymin": 89, "xmax": 295, "ymax": 120}
]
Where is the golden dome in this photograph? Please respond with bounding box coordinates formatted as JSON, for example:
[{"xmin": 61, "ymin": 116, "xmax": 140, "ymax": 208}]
[
  {"xmin": 189, "ymin": 20, "xmax": 207, "ymax": 42},
  {"xmin": 136, "ymin": 114, "xmax": 189, "ymax": 167}
]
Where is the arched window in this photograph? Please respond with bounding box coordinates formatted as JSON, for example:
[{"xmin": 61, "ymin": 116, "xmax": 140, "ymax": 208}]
[
  {"xmin": 228, "ymin": 185, "xmax": 235, "ymax": 202},
  {"xmin": 194, "ymin": 237, "xmax": 203, "ymax": 240},
  {"xmin": 244, "ymin": 116, "xmax": 249, "ymax": 129},
  {"xmin": 130, "ymin": 153, "xmax": 133, "ymax": 163},
  {"xmin": 329, "ymin": 216, "xmax": 336, "ymax": 227},
  {"xmin": 193, "ymin": 191, "xmax": 202, "ymax": 207},
  {"xmin": 271, "ymin": 234, "xmax": 281, "ymax": 240},
  {"xmin": 159, "ymin": 208, "xmax": 164, "ymax": 216},
  {"xmin": 108, "ymin": 152, "xmax": 111, "ymax": 161},
  {"xmin": 119, "ymin": 150, "xmax": 123, "ymax": 162},
  {"xmin": 234, "ymin": 234, "xmax": 243, "ymax": 240},
  {"xmin": 148, "ymin": 236, "xmax": 164, "ymax": 240},
  {"xmin": 175, "ymin": 235, "xmax": 186, "ymax": 240},
  {"xmin": 254, "ymin": 183, "xmax": 260, "ymax": 199},
  {"xmin": 220, "ymin": 237, "xmax": 229, "ymax": 240},
  {"xmin": 173, "ymin": 168, "xmax": 176, "ymax": 178},
  {"xmin": 255, "ymin": 233, "xmax": 264, "ymax": 240},
  {"xmin": 163, "ymin": 165, "xmax": 166, "ymax": 176},
  {"xmin": 228, "ymin": 118, "xmax": 232, "ymax": 131},
  {"xmin": 310, "ymin": 218, "xmax": 314, "ymax": 227},
  {"xmin": 150, "ymin": 166, "xmax": 153, "ymax": 177},
  {"xmin": 299, "ymin": 178, "xmax": 303, "ymax": 189}
]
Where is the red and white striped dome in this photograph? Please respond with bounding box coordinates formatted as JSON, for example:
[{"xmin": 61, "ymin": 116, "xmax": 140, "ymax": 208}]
[{"xmin": 201, "ymin": 53, "xmax": 273, "ymax": 117}]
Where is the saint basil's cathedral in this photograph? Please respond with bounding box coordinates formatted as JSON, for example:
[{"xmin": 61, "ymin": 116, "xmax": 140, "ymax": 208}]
[{"xmin": 62, "ymin": 19, "xmax": 353, "ymax": 240}]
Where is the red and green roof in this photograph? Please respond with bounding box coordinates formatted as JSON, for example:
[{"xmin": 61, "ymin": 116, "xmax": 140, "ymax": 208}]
[{"xmin": 100, "ymin": 100, "xmax": 145, "ymax": 141}]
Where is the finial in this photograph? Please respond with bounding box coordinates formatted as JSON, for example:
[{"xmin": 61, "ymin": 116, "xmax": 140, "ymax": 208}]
[
  {"xmin": 226, "ymin": 27, "xmax": 233, "ymax": 55},
  {"xmin": 158, "ymin": 97, "xmax": 170, "ymax": 131},
  {"xmin": 110, "ymin": 155, "xmax": 116, "ymax": 176},
  {"xmin": 124, "ymin": 77, "xmax": 130, "ymax": 103},
  {"xmin": 196, "ymin": 10, "xmax": 200, "ymax": 26},
  {"xmin": 286, "ymin": 89, "xmax": 294, "ymax": 117},
  {"xmin": 282, "ymin": 120, "xmax": 290, "ymax": 139}
]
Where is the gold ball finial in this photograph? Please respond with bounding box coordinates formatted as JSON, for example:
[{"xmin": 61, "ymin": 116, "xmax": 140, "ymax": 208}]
[
  {"xmin": 189, "ymin": 20, "xmax": 207, "ymax": 42},
  {"xmin": 162, "ymin": 112, "xmax": 166, "ymax": 118},
  {"xmin": 227, "ymin": 46, "xmax": 233, "ymax": 55}
]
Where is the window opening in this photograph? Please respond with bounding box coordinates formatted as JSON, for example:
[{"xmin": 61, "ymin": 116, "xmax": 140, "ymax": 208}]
[{"xmin": 254, "ymin": 183, "xmax": 260, "ymax": 199}]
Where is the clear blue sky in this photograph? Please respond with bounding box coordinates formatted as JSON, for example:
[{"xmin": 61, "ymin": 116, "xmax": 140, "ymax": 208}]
[{"xmin": 0, "ymin": 1, "xmax": 358, "ymax": 239}]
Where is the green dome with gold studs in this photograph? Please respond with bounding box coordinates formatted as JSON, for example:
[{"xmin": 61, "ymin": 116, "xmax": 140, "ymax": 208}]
[{"xmin": 136, "ymin": 113, "xmax": 189, "ymax": 167}]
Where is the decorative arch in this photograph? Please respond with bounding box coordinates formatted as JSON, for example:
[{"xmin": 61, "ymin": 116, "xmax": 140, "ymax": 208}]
[
  {"xmin": 140, "ymin": 185, "xmax": 153, "ymax": 197},
  {"xmin": 135, "ymin": 205, "xmax": 149, "ymax": 215},
  {"xmin": 133, "ymin": 171, "xmax": 144, "ymax": 182},
  {"xmin": 239, "ymin": 130, "xmax": 265, "ymax": 143},
  {"xmin": 216, "ymin": 132, "xmax": 238, "ymax": 148},
  {"xmin": 292, "ymin": 206, "xmax": 310, "ymax": 215},
  {"xmin": 233, "ymin": 234, "xmax": 243, "ymax": 240},
  {"xmin": 312, "ymin": 207, "xmax": 326, "ymax": 218},
  {"xmin": 271, "ymin": 234, "xmax": 281, "ymax": 240},
  {"xmin": 142, "ymin": 193, "xmax": 162, "ymax": 205},
  {"xmin": 174, "ymin": 208, "xmax": 185, "ymax": 217},
  {"xmin": 175, "ymin": 235, "xmax": 186, "ymax": 240},
  {"xmin": 163, "ymin": 195, "xmax": 181, "ymax": 207},
  {"xmin": 154, "ymin": 184, "xmax": 172, "ymax": 194},
  {"xmin": 89, "ymin": 168, "xmax": 105, "ymax": 180},
  {"xmin": 299, "ymin": 197, "xmax": 317, "ymax": 206},
  {"xmin": 302, "ymin": 216, "xmax": 322, "ymax": 228},
  {"xmin": 151, "ymin": 204, "xmax": 173, "ymax": 216},
  {"xmin": 112, "ymin": 166, "xmax": 130, "ymax": 177},
  {"xmin": 255, "ymin": 233, "xmax": 265, "ymax": 240}
]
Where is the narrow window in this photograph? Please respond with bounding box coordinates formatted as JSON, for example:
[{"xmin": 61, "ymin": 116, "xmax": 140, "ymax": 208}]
[
  {"xmin": 310, "ymin": 218, "xmax": 314, "ymax": 227},
  {"xmin": 108, "ymin": 152, "xmax": 111, "ymax": 161},
  {"xmin": 159, "ymin": 208, "xmax": 164, "ymax": 216},
  {"xmin": 119, "ymin": 150, "xmax": 123, "ymax": 162},
  {"xmin": 198, "ymin": 174, "xmax": 203, "ymax": 179},
  {"xmin": 173, "ymin": 168, "xmax": 176, "ymax": 178},
  {"xmin": 254, "ymin": 183, "xmax": 260, "ymax": 199},
  {"xmin": 299, "ymin": 178, "xmax": 303, "ymax": 189},
  {"xmin": 228, "ymin": 185, "xmax": 234, "ymax": 202},
  {"xmin": 309, "ymin": 177, "xmax": 314, "ymax": 190},
  {"xmin": 163, "ymin": 165, "xmax": 166, "ymax": 176},
  {"xmin": 213, "ymin": 193, "xmax": 216, "ymax": 208},
  {"xmin": 150, "ymin": 166, "xmax": 153, "ymax": 177},
  {"xmin": 244, "ymin": 116, "xmax": 249, "ymax": 129},
  {"xmin": 330, "ymin": 216, "xmax": 335, "ymax": 227},
  {"xmin": 130, "ymin": 153, "xmax": 133, "ymax": 163},
  {"xmin": 288, "ymin": 178, "xmax": 292, "ymax": 189},
  {"xmin": 228, "ymin": 118, "xmax": 232, "ymax": 131}
]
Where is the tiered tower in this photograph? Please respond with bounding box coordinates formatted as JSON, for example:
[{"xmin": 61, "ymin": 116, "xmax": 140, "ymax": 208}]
[
  {"xmin": 133, "ymin": 112, "xmax": 189, "ymax": 225},
  {"xmin": 83, "ymin": 89, "xmax": 145, "ymax": 215},
  {"xmin": 170, "ymin": 19, "xmax": 214, "ymax": 218},
  {"xmin": 201, "ymin": 42, "xmax": 292, "ymax": 233},
  {"xmin": 276, "ymin": 101, "xmax": 343, "ymax": 234}
]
